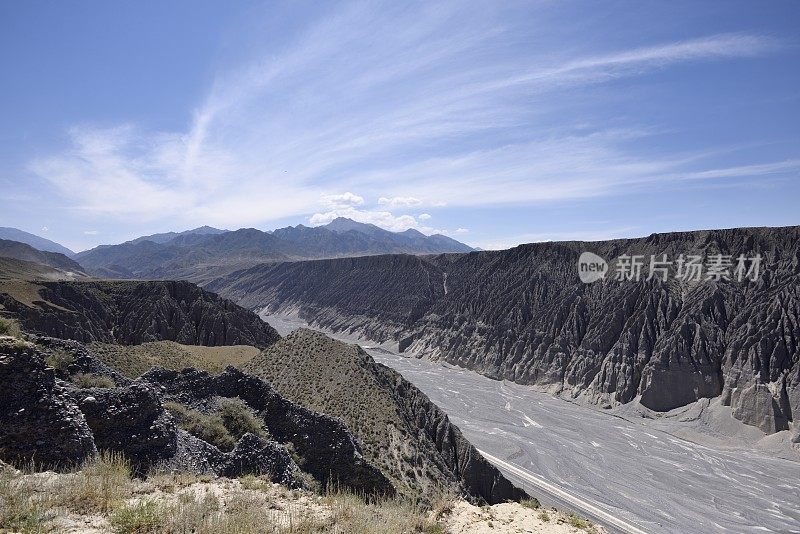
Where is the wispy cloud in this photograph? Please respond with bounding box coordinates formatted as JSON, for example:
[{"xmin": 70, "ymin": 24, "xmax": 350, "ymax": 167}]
[{"xmin": 27, "ymin": 1, "xmax": 786, "ymax": 236}]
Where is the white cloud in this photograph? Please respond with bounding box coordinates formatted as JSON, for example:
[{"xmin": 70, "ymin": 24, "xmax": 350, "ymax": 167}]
[
  {"xmin": 83, "ymin": 230, "xmax": 99, "ymax": 235},
  {"xmin": 41, "ymin": 226, "xmax": 49, "ymax": 232},
  {"xmin": 321, "ymin": 192, "xmax": 365, "ymax": 209},
  {"xmin": 378, "ymin": 196, "xmax": 422, "ymax": 208},
  {"xmin": 455, "ymin": 228, "xmax": 469, "ymax": 234},
  {"xmin": 418, "ymin": 213, "xmax": 432, "ymax": 220},
  {"xmin": 309, "ymin": 207, "xmax": 419, "ymax": 232}
]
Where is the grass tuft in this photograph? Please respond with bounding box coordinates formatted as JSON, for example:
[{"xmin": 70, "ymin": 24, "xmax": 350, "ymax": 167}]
[
  {"xmin": 520, "ymin": 497, "xmax": 540, "ymax": 510},
  {"xmin": 71, "ymin": 372, "xmax": 116, "ymax": 389}
]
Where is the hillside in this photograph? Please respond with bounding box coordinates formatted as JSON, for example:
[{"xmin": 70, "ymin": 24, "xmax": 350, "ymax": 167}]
[
  {"xmin": 0, "ymin": 256, "xmax": 78, "ymax": 281},
  {"xmin": 244, "ymin": 329, "xmax": 526, "ymax": 504},
  {"xmin": 0, "ymin": 227, "xmax": 75, "ymax": 256},
  {"xmin": 213, "ymin": 225, "xmax": 800, "ymax": 438},
  {"xmin": 0, "ymin": 239, "xmax": 85, "ymax": 274},
  {"xmin": 74, "ymin": 218, "xmax": 472, "ymax": 282},
  {"xmin": 0, "ymin": 280, "xmax": 279, "ymax": 347}
]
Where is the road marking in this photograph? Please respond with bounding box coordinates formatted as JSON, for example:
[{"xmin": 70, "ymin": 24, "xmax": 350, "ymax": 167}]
[{"xmin": 477, "ymin": 449, "xmax": 650, "ymax": 534}]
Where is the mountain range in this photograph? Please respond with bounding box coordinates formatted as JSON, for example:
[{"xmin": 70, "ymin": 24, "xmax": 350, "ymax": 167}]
[{"xmin": 69, "ymin": 218, "xmax": 472, "ymax": 282}]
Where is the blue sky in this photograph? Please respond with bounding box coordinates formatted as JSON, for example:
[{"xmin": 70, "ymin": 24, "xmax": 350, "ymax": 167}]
[{"xmin": 1, "ymin": 1, "xmax": 798, "ymax": 252}]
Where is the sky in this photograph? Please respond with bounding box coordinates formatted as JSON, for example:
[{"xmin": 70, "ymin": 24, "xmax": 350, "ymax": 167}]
[{"xmin": 1, "ymin": 0, "xmax": 798, "ymax": 252}]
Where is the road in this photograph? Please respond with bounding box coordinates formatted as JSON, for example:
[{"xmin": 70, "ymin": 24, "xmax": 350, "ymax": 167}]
[{"xmin": 265, "ymin": 314, "xmax": 800, "ymax": 534}]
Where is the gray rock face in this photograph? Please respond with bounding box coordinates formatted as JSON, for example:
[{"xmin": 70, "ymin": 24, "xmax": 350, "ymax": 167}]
[
  {"xmin": 167, "ymin": 431, "xmax": 299, "ymax": 486},
  {"xmin": 212, "ymin": 226, "xmax": 800, "ymax": 435},
  {"xmin": 1, "ymin": 280, "xmax": 279, "ymax": 348},
  {"xmin": 0, "ymin": 339, "xmax": 97, "ymax": 467},
  {"xmin": 30, "ymin": 335, "xmax": 131, "ymax": 385},
  {"xmin": 731, "ymin": 383, "xmax": 790, "ymax": 434},
  {"xmin": 370, "ymin": 360, "xmax": 528, "ymax": 504}
]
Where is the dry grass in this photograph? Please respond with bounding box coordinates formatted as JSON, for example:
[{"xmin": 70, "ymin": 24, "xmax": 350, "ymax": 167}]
[
  {"xmin": 1, "ymin": 461, "xmax": 452, "ymax": 534},
  {"xmin": 87, "ymin": 341, "xmax": 260, "ymax": 378},
  {"xmin": 0, "ymin": 464, "xmax": 54, "ymax": 533},
  {"xmin": 51, "ymin": 451, "xmax": 133, "ymax": 514}
]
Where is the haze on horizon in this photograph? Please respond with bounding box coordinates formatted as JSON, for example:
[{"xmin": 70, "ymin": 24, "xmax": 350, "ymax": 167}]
[{"xmin": 1, "ymin": 0, "xmax": 798, "ymax": 252}]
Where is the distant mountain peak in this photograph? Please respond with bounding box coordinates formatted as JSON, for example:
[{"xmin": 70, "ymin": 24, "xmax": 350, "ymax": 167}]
[{"xmin": 324, "ymin": 217, "xmax": 382, "ymax": 234}]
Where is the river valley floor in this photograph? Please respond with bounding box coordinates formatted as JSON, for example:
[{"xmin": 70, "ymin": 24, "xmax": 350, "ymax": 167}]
[{"xmin": 262, "ymin": 313, "xmax": 800, "ymax": 534}]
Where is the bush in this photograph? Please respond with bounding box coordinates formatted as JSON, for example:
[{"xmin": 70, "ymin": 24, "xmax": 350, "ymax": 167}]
[
  {"xmin": 0, "ymin": 317, "xmax": 21, "ymax": 338},
  {"xmin": 164, "ymin": 402, "xmax": 236, "ymax": 452},
  {"xmin": 72, "ymin": 373, "xmax": 116, "ymax": 389},
  {"xmin": 218, "ymin": 398, "xmax": 268, "ymax": 441},
  {"xmin": 45, "ymin": 349, "xmax": 76, "ymax": 373},
  {"xmin": 110, "ymin": 500, "xmax": 166, "ymax": 533}
]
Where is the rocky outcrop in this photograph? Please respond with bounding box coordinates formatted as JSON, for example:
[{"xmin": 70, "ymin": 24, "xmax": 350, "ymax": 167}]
[
  {"xmin": 73, "ymin": 381, "xmax": 178, "ymax": 474},
  {"xmin": 0, "ymin": 339, "xmax": 368, "ymax": 491},
  {"xmin": 0, "ymin": 280, "xmax": 279, "ymax": 348},
  {"xmin": 140, "ymin": 365, "xmax": 392, "ymax": 495},
  {"xmin": 0, "ymin": 338, "xmax": 97, "ymax": 467},
  {"xmin": 217, "ymin": 433, "xmax": 297, "ymax": 484},
  {"xmin": 213, "ymin": 226, "xmax": 800, "ymax": 436}
]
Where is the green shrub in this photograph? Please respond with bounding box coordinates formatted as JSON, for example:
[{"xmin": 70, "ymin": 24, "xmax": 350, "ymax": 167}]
[
  {"xmin": 72, "ymin": 373, "xmax": 116, "ymax": 389},
  {"xmin": 218, "ymin": 398, "xmax": 268, "ymax": 441},
  {"xmin": 164, "ymin": 402, "xmax": 236, "ymax": 452},
  {"xmin": 0, "ymin": 317, "xmax": 21, "ymax": 338},
  {"xmin": 520, "ymin": 497, "xmax": 540, "ymax": 510},
  {"xmin": 568, "ymin": 513, "xmax": 593, "ymax": 529}
]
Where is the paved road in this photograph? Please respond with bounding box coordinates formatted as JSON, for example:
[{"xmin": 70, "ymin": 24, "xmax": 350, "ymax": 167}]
[{"xmin": 266, "ymin": 314, "xmax": 800, "ymax": 534}]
